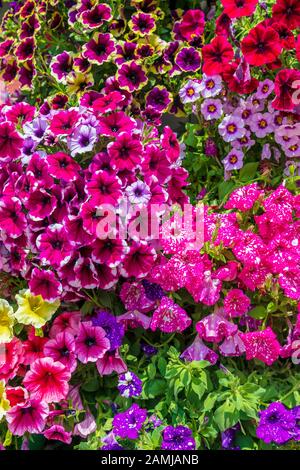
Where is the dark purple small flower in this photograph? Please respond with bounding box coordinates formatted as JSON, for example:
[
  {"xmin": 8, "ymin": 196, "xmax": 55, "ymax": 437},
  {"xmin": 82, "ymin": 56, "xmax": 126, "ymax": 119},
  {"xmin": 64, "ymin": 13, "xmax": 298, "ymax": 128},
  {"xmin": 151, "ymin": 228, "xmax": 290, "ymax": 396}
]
[
  {"xmin": 146, "ymin": 86, "xmax": 172, "ymax": 113},
  {"xmin": 51, "ymin": 52, "xmax": 74, "ymax": 83},
  {"xmin": 92, "ymin": 310, "xmax": 124, "ymax": 351},
  {"xmin": 204, "ymin": 138, "xmax": 218, "ymax": 157},
  {"xmin": 131, "ymin": 12, "xmax": 156, "ymax": 36},
  {"xmin": 117, "ymin": 60, "xmax": 148, "ymax": 92},
  {"xmin": 175, "ymin": 47, "xmax": 201, "ymax": 72},
  {"xmin": 83, "ymin": 33, "xmax": 115, "ymax": 65},
  {"xmin": 140, "ymin": 342, "xmax": 158, "ymax": 357},
  {"xmin": 15, "ymin": 37, "xmax": 35, "ymax": 61},
  {"xmin": 161, "ymin": 425, "xmax": 196, "ymax": 450},
  {"xmin": 117, "ymin": 371, "xmax": 142, "ymax": 398},
  {"xmin": 101, "ymin": 432, "xmax": 123, "ymax": 450}
]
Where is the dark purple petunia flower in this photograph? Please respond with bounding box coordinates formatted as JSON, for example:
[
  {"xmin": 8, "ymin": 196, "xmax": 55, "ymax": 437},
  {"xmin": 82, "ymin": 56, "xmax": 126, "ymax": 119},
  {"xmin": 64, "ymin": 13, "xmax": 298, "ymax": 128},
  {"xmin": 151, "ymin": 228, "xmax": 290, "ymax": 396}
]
[
  {"xmin": 51, "ymin": 51, "xmax": 74, "ymax": 83},
  {"xmin": 146, "ymin": 86, "xmax": 172, "ymax": 113},
  {"xmin": 81, "ymin": 4, "xmax": 112, "ymax": 29},
  {"xmin": 117, "ymin": 60, "xmax": 148, "ymax": 92},
  {"xmin": 83, "ymin": 33, "xmax": 115, "ymax": 65},
  {"xmin": 15, "ymin": 37, "xmax": 35, "ymax": 61},
  {"xmin": 175, "ymin": 47, "xmax": 201, "ymax": 72}
]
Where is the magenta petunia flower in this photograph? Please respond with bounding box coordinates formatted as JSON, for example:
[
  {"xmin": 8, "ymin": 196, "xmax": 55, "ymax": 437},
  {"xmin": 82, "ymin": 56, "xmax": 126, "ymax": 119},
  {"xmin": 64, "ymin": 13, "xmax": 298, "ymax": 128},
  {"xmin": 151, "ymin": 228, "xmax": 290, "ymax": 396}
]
[
  {"xmin": 46, "ymin": 151, "xmax": 80, "ymax": 181},
  {"xmin": 0, "ymin": 121, "xmax": 24, "ymax": 162},
  {"xmin": 83, "ymin": 32, "xmax": 115, "ymax": 65},
  {"xmin": 108, "ymin": 132, "xmax": 142, "ymax": 171},
  {"xmin": 150, "ymin": 297, "xmax": 191, "ymax": 333},
  {"xmin": 15, "ymin": 37, "xmax": 35, "ymax": 61},
  {"xmin": 23, "ymin": 357, "xmax": 71, "ymax": 403},
  {"xmin": 96, "ymin": 348, "xmax": 127, "ymax": 376},
  {"xmin": 80, "ymin": 3, "xmax": 112, "ymax": 29},
  {"xmin": 91, "ymin": 238, "xmax": 128, "ymax": 268},
  {"xmin": 25, "ymin": 188, "xmax": 57, "ymax": 221},
  {"xmin": 121, "ymin": 242, "xmax": 157, "ymax": 278},
  {"xmin": 86, "ymin": 170, "xmax": 122, "ymax": 206},
  {"xmin": 240, "ymin": 327, "xmax": 281, "ymax": 365},
  {"xmin": 146, "ymin": 86, "xmax": 172, "ymax": 113},
  {"xmin": 49, "ymin": 109, "xmax": 79, "ymax": 136},
  {"xmin": 6, "ymin": 399, "xmax": 49, "ymax": 436},
  {"xmin": 44, "ymin": 331, "xmax": 77, "ymax": 373},
  {"xmin": 224, "ymin": 289, "xmax": 251, "ymax": 318},
  {"xmin": 50, "ymin": 51, "xmax": 74, "ymax": 83},
  {"xmin": 29, "ymin": 268, "xmax": 62, "ymax": 302},
  {"xmin": 36, "ymin": 223, "xmax": 73, "ymax": 267},
  {"xmin": 181, "ymin": 336, "xmax": 218, "ymax": 365},
  {"xmin": 0, "ymin": 197, "xmax": 26, "ymax": 238},
  {"xmin": 75, "ymin": 321, "xmax": 110, "ymax": 364},
  {"xmin": 131, "ymin": 12, "xmax": 156, "ymax": 36},
  {"xmin": 98, "ymin": 111, "xmax": 136, "ymax": 137},
  {"xmin": 196, "ymin": 309, "xmax": 238, "ymax": 343},
  {"xmin": 117, "ymin": 60, "xmax": 148, "ymax": 92},
  {"xmin": 5, "ymin": 102, "xmax": 35, "ymax": 125},
  {"xmin": 44, "ymin": 424, "xmax": 72, "ymax": 444}
]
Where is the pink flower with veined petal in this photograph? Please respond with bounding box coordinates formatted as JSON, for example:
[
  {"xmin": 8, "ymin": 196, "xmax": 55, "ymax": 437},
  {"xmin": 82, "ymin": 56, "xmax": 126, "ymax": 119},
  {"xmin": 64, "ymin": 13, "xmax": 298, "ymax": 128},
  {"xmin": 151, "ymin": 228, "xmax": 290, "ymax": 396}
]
[
  {"xmin": 23, "ymin": 357, "xmax": 71, "ymax": 403},
  {"xmin": 219, "ymin": 332, "xmax": 246, "ymax": 356},
  {"xmin": 49, "ymin": 311, "xmax": 81, "ymax": 338},
  {"xmin": 96, "ymin": 349, "xmax": 127, "ymax": 376},
  {"xmin": 0, "ymin": 338, "xmax": 24, "ymax": 382},
  {"xmin": 240, "ymin": 327, "xmax": 281, "ymax": 365},
  {"xmin": 117, "ymin": 311, "xmax": 151, "ymax": 331},
  {"xmin": 6, "ymin": 399, "xmax": 49, "ymax": 436},
  {"xmin": 44, "ymin": 425, "xmax": 72, "ymax": 444},
  {"xmin": 44, "ymin": 332, "xmax": 77, "ymax": 373},
  {"xmin": 224, "ymin": 289, "xmax": 251, "ymax": 318},
  {"xmin": 75, "ymin": 321, "xmax": 110, "ymax": 364},
  {"xmin": 196, "ymin": 309, "xmax": 237, "ymax": 343},
  {"xmin": 150, "ymin": 297, "xmax": 191, "ymax": 333},
  {"xmin": 181, "ymin": 336, "xmax": 218, "ymax": 365},
  {"xmin": 108, "ymin": 133, "xmax": 142, "ymax": 171}
]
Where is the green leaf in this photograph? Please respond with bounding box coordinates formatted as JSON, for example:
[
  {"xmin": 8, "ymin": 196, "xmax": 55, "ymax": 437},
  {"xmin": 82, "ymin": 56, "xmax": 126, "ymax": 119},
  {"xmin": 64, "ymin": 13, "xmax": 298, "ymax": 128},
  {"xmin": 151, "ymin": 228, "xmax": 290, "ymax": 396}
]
[
  {"xmin": 81, "ymin": 378, "xmax": 100, "ymax": 392},
  {"xmin": 218, "ymin": 181, "xmax": 235, "ymax": 200},
  {"xmin": 239, "ymin": 162, "xmax": 259, "ymax": 182},
  {"xmin": 213, "ymin": 400, "xmax": 240, "ymax": 432},
  {"xmin": 248, "ymin": 306, "xmax": 267, "ymax": 320}
]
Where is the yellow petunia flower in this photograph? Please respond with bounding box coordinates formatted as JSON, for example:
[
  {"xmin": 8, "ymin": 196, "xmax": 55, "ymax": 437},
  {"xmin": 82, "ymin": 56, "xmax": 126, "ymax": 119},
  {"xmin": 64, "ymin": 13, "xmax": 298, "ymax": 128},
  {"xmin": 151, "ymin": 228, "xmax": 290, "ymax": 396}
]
[
  {"xmin": 0, "ymin": 380, "xmax": 10, "ymax": 420},
  {"xmin": 14, "ymin": 289, "xmax": 60, "ymax": 329},
  {"xmin": 0, "ymin": 299, "xmax": 14, "ymax": 343}
]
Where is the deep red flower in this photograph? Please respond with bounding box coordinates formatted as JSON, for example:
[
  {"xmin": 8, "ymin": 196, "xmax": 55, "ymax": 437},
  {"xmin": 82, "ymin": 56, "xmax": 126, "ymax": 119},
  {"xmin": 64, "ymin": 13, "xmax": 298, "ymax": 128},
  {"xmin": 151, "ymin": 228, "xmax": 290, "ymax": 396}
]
[
  {"xmin": 271, "ymin": 22, "xmax": 296, "ymax": 49},
  {"xmin": 272, "ymin": 68, "xmax": 300, "ymax": 111},
  {"xmin": 221, "ymin": 0, "xmax": 258, "ymax": 18},
  {"xmin": 241, "ymin": 24, "xmax": 282, "ymax": 66},
  {"xmin": 202, "ymin": 36, "xmax": 234, "ymax": 75},
  {"xmin": 272, "ymin": 0, "xmax": 300, "ymax": 30}
]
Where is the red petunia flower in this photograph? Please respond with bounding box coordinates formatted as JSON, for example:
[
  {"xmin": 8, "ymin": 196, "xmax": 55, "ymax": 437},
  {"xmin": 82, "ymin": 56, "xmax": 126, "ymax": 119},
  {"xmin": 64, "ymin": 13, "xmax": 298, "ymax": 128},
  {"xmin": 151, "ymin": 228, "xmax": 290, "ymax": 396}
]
[
  {"xmin": 241, "ymin": 24, "xmax": 282, "ymax": 66},
  {"xmin": 221, "ymin": 0, "xmax": 258, "ymax": 18},
  {"xmin": 272, "ymin": 0, "xmax": 300, "ymax": 30},
  {"xmin": 272, "ymin": 68, "xmax": 300, "ymax": 111},
  {"xmin": 178, "ymin": 9, "xmax": 205, "ymax": 41},
  {"xmin": 202, "ymin": 36, "xmax": 234, "ymax": 75}
]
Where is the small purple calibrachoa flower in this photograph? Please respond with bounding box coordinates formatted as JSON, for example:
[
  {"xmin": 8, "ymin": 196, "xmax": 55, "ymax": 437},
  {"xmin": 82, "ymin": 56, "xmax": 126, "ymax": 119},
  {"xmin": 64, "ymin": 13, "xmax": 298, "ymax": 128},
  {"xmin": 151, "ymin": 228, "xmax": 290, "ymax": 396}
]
[
  {"xmin": 117, "ymin": 371, "xmax": 142, "ymax": 398},
  {"xmin": 113, "ymin": 404, "xmax": 147, "ymax": 440},
  {"xmin": 161, "ymin": 426, "xmax": 196, "ymax": 450}
]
